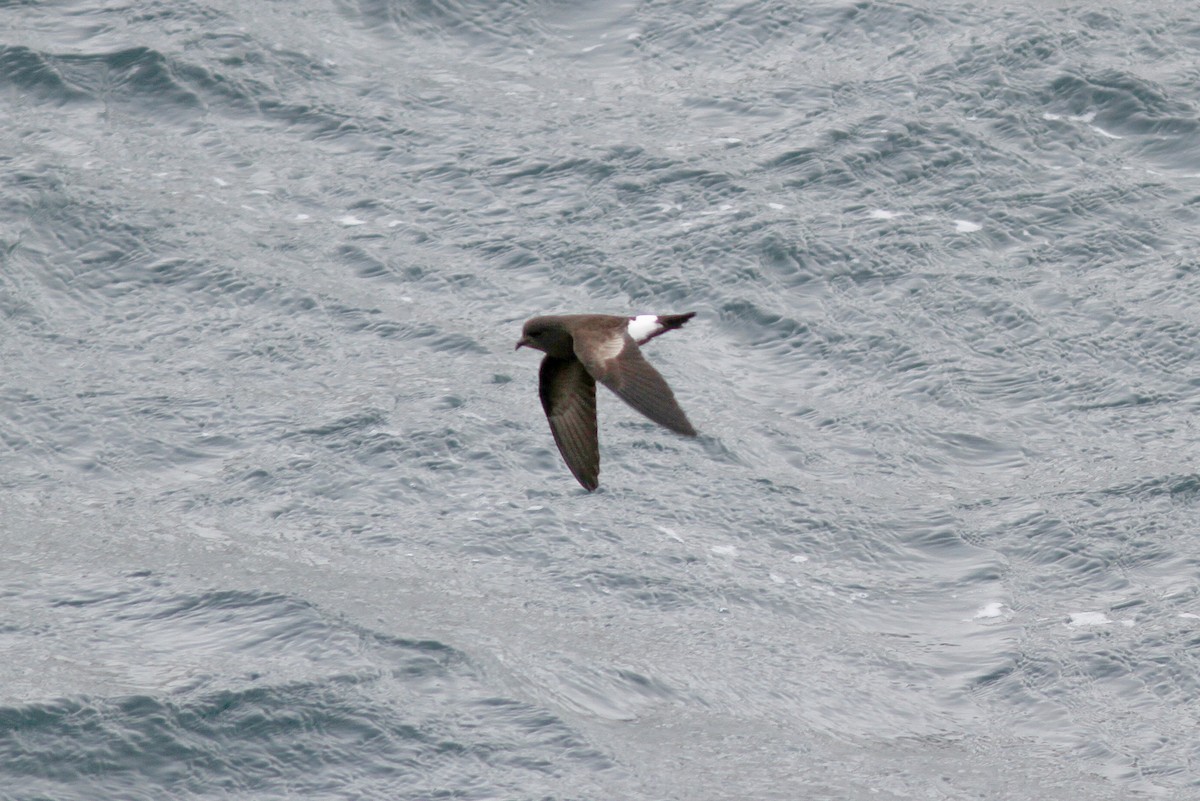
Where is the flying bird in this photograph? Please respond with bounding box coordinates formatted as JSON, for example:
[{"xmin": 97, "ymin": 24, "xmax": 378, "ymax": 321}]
[{"xmin": 515, "ymin": 312, "xmax": 697, "ymax": 490}]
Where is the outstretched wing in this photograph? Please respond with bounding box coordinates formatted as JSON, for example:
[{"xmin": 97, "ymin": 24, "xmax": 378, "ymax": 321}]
[
  {"xmin": 578, "ymin": 333, "xmax": 696, "ymax": 437},
  {"xmin": 538, "ymin": 355, "xmax": 600, "ymax": 490}
]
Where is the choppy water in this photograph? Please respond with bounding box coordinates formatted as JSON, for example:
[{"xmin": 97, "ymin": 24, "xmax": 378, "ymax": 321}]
[{"xmin": 3, "ymin": 1, "xmax": 1200, "ymax": 799}]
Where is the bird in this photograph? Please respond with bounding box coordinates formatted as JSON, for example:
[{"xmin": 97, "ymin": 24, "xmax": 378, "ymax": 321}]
[{"xmin": 515, "ymin": 312, "xmax": 697, "ymax": 490}]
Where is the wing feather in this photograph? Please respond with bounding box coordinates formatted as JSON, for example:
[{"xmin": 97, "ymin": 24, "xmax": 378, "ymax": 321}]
[
  {"xmin": 538, "ymin": 355, "xmax": 600, "ymax": 490},
  {"xmin": 578, "ymin": 335, "xmax": 696, "ymax": 436}
]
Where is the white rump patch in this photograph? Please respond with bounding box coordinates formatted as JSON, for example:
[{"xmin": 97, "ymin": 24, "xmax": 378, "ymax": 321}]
[{"xmin": 626, "ymin": 314, "xmax": 660, "ymax": 342}]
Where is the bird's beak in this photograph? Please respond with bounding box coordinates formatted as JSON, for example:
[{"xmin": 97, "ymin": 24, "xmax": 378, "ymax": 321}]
[{"xmin": 515, "ymin": 337, "xmax": 530, "ymax": 351}]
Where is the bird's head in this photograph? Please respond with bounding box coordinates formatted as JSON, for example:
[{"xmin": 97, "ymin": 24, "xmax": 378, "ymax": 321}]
[{"xmin": 515, "ymin": 317, "xmax": 571, "ymax": 356}]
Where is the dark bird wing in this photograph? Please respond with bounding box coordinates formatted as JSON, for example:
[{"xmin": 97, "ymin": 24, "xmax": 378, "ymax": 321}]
[
  {"xmin": 538, "ymin": 355, "xmax": 600, "ymax": 490},
  {"xmin": 578, "ymin": 332, "xmax": 697, "ymax": 436}
]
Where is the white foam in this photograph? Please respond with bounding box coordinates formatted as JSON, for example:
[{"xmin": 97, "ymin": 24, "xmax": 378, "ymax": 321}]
[
  {"xmin": 869, "ymin": 208, "xmax": 903, "ymax": 219},
  {"xmin": 1067, "ymin": 611, "xmax": 1111, "ymax": 627},
  {"xmin": 1044, "ymin": 111, "xmax": 1096, "ymax": 123},
  {"xmin": 626, "ymin": 314, "xmax": 660, "ymax": 341},
  {"xmin": 973, "ymin": 602, "xmax": 1005, "ymax": 619},
  {"xmin": 954, "ymin": 219, "xmax": 982, "ymax": 233},
  {"xmin": 655, "ymin": 525, "xmax": 684, "ymax": 542}
]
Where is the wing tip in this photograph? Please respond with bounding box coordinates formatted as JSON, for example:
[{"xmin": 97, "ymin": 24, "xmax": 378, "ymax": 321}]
[
  {"xmin": 664, "ymin": 414, "xmax": 697, "ymax": 437},
  {"xmin": 559, "ymin": 453, "xmax": 599, "ymax": 491}
]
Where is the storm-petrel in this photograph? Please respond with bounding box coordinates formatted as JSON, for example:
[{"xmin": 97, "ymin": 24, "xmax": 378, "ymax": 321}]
[{"xmin": 515, "ymin": 312, "xmax": 697, "ymax": 491}]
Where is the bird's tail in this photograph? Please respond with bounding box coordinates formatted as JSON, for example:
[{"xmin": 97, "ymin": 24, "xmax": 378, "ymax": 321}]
[{"xmin": 657, "ymin": 312, "xmax": 696, "ymax": 331}]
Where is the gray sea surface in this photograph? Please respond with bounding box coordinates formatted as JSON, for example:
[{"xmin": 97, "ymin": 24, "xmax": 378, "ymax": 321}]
[{"xmin": 3, "ymin": 1, "xmax": 1200, "ymax": 799}]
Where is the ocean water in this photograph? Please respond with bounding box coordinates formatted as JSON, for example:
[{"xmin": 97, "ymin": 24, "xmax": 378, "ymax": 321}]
[{"xmin": 3, "ymin": 1, "xmax": 1199, "ymax": 799}]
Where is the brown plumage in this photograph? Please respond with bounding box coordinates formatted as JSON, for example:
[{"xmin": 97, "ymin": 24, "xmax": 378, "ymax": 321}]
[{"xmin": 516, "ymin": 312, "xmax": 697, "ymax": 490}]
